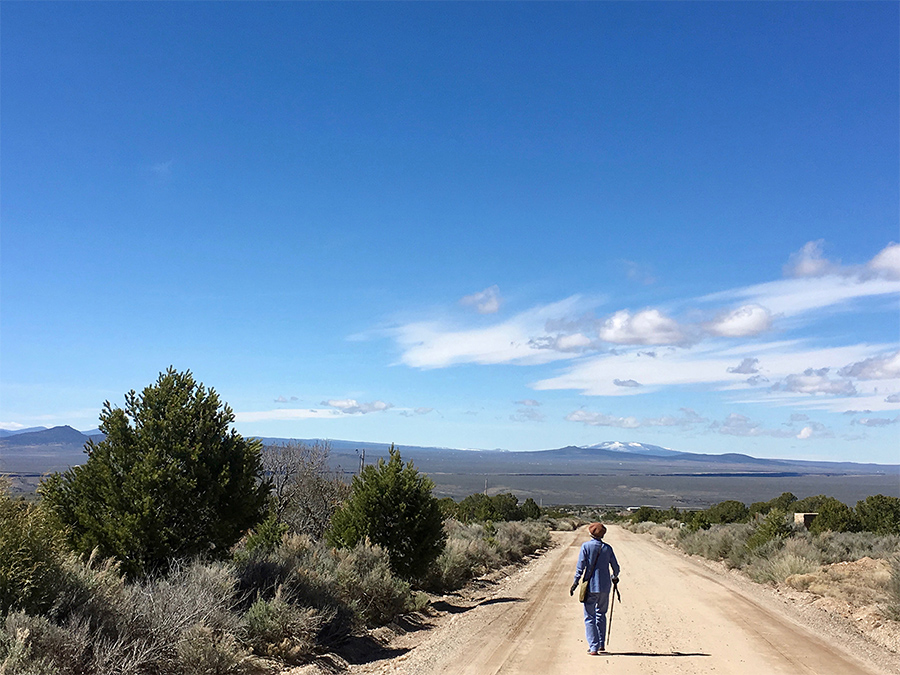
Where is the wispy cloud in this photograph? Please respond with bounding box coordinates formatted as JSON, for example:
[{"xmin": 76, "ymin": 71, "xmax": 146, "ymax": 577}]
[
  {"xmin": 321, "ymin": 399, "xmax": 393, "ymax": 414},
  {"xmin": 394, "ymin": 296, "xmax": 587, "ymax": 368},
  {"xmin": 460, "ymin": 285, "xmax": 502, "ymax": 314},
  {"xmin": 566, "ymin": 410, "xmax": 640, "ymax": 428},
  {"xmin": 511, "ymin": 406, "xmax": 545, "ymax": 423},
  {"xmin": 237, "ymin": 398, "xmax": 394, "ymax": 422},
  {"xmin": 566, "ymin": 407, "xmax": 706, "ymax": 429},
  {"xmin": 236, "ymin": 408, "xmax": 343, "ymax": 423}
]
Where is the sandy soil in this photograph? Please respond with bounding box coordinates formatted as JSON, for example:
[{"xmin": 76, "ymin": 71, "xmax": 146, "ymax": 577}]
[{"xmin": 288, "ymin": 524, "xmax": 899, "ymax": 675}]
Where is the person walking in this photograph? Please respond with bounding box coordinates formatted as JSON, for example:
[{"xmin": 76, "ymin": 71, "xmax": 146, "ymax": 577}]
[{"xmin": 569, "ymin": 522, "xmax": 620, "ymax": 655}]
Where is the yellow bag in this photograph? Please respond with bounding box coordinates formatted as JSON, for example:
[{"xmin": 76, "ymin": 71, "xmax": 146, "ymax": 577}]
[{"xmin": 577, "ymin": 579, "xmax": 589, "ymax": 602}]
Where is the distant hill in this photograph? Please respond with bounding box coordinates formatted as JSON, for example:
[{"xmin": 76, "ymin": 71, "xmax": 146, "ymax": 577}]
[
  {"xmin": 0, "ymin": 426, "xmax": 48, "ymax": 438},
  {"xmin": 0, "ymin": 425, "xmax": 89, "ymax": 447}
]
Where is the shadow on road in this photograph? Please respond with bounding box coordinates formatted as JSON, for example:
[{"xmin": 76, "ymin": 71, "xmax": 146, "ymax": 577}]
[
  {"xmin": 334, "ymin": 635, "xmax": 411, "ymax": 665},
  {"xmin": 431, "ymin": 596, "xmax": 525, "ymax": 615},
  {"xmin": 608, "ymin": 651, "xmax": 711, "ymax": 657},
  {"xmin": 478, "ymin": 596, "xmax": 525, "ymax": 607}
]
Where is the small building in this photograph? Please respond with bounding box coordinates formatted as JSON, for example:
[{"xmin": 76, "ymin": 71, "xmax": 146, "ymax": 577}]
[{"xmin": 794, "ymin": 512, "xmax": 818, "ymax": 529}]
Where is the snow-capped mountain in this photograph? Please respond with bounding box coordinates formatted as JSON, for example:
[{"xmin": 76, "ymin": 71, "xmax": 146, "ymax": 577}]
[{"xmin": 581, "ymin": 441, "xmax": 685, "ymax": 457}]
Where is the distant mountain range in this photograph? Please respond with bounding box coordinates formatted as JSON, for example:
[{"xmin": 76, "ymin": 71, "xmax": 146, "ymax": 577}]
[
  {"xmin": 2, "ymin": 425, "xmax": 894, "ymax": 474},
  {"xmin": 2, "ymin": 425, "xmax": 897, "ymax": 506}
]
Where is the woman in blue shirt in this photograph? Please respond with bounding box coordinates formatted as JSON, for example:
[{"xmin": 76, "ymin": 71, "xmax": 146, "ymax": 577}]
[{"xmin": 570, "ymin": 522, "xmax": 620, "ymax": 655}]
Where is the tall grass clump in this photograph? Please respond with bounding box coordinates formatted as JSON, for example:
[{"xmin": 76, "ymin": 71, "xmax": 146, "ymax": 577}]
[
  {"xmin": 0, "ymin": 482, "xmax": 69, "ymax": 616},
  {"xmin": 677, "ymin": 523, "xmax": 754, "ymax": 568},
  {"xmin": 746, "ymin": 549, "xmax": 821, "ymax": 584},
  {"xmin": 886, "ymin": 556, "xmax": 900, "ymax": 621}
]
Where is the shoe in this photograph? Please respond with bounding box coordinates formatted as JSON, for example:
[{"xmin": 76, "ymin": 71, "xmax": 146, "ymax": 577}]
[
  {"xmin": 588, "ymin": 651, "xmax": 598, "ymax": 656},
  {"xmin": 598, "ymin": 646, "xmax": 606, "ymax": 652}
]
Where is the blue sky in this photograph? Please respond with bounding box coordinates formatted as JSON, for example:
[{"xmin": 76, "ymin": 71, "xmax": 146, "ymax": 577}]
[{"xmin": 2, "ymin": 2, "xmax": 898, "ymax": 463}]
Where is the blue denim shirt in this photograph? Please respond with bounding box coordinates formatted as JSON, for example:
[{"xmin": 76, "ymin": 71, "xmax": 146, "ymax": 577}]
[{"xmin": 574, "ymin": 538, "xmax": 620, "ymax": 594}]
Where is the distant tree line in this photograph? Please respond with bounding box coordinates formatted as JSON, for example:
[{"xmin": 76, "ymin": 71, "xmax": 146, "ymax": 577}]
[
  {"xmin": 630, "ymin": 491, "xmax": 900, "ymax": 535},
  {"xmin": 437, "ymin": 491, "xmax": 542, "ymax": 523}
]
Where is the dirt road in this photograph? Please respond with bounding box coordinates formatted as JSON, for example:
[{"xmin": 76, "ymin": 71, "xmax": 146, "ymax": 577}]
[{"xmin": 353, "ymin": 525, "xmax": 898, "ymax": 675}]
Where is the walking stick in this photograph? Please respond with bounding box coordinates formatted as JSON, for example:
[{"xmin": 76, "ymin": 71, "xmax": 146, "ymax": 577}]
[{"xmin": 607, "ymin": 579, "xmax": 621, "ymax": 644}]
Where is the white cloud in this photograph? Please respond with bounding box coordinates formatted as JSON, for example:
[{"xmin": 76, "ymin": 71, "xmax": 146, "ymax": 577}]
[
  {"xmin": 322, "ymin": 399, "xmax": 393, "ymax": 414},
  {"xmin": 708, "ymin": 305, "xmax": 772, "ymax": 337},
  {"xmin": 535, "ymin": 341, "xmax": 887, "ymax": 402},
  {"xmin": 727, "ymin": 358, "xmax": 760, "ymax": 374},
  {"xmin": 460, "ymin": 285, "xmax": 502, "ymax": 314},
  {"xmin": 853, "ymin": 416, "xmax": 899, "ymax": 427},
  {"xmin": 770, "ymin": 368, "xmax": 857, "ymax": 396},
  {"xmin": 565, "ymin": 410, "xmax": 641, "ymax": 428},
  {"xmin": 598, "ymin": 309, "xmax": 684, "ymax": 345},
  {"xmin": 515, "ymin": 399, "xmax": 541, "ymax": 407},
  {"xmin": 511, "ymin": 407, "xmax": 545, "ymax": 423},
  {"xmin": 838, "ymin": 351, "xmax": 900, "ymax": 380},
  {"xmin": 886, "ymin": 393, "xmax": 900, "ymax": 403},
  {"xmin": 414, "ymin": 407, "xmax": 434, "ymax": 415},
  {"xmin": 867, "ymin": 243, "xmax": 900, "ymax": 280},
  {"xmin": 783, "ymin": 240, "xmax": 836, "ymax": 278},
  {"xmin": 613, "ymin": 379, "xmax": 641, "ymax": 388}
]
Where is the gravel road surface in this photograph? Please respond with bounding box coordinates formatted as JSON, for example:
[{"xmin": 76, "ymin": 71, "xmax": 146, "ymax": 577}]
[{"xmin": 350, "ymin": 524, "xmax": 898, "ymax": 675}]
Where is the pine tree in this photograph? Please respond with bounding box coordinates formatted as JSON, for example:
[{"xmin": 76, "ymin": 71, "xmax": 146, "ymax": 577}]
[
  {"xmin": 327, "ymin": 445, "xmax": 445, "ymax": 580},
  {"xmin": 41, "ymin": 368, "xmax": 270, "ymax": 578}
]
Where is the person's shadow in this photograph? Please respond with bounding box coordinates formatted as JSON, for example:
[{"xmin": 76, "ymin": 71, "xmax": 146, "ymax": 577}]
[{"xmin": 607, "ymin": 651, "xmax": 710, "ymax": 657}]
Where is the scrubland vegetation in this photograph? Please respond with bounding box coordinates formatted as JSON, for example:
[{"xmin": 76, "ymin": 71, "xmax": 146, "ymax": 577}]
[
  {"xmin": 626, "ymin": 491, "xmax": 900, "ymax": 622},
  {"xmin": 0, "ymin": 369, "xmax": 556, "ymax": 673}
]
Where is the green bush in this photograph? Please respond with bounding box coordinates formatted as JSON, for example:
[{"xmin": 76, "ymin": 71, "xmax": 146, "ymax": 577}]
[
  {"xmin": 420, "ymin": 520, "xmax": 551, "ymax": 593},
  {"xmin": 42, "ymin": 368, "xmax": 270, "ymax": 579},
  {"xmin": 328, "ymin": 446, "xmax": 445, "ymax": 580},
  {"xmin": 243, "ymin": 590, "xmax": 322, "ymax": 663},
  {"xmin": 747, "ymin": 508, "xmax": 790, "ymax": 550},
  {"xmin": 706, "ymin": 500, "xmax": 749, "ymax": 524},
  {"xmin": 808, "ymin": 497, "xmax": 859, "ymax": 534},
  {"xmin": 856, "ymin": 495, "xmax": 900, "ymax": 535},
  {"xmin": 333, "ymin": 541, "xmax": 421, "ymax": 626}
]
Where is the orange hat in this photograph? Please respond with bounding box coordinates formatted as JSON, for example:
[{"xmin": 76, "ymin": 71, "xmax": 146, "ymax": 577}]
[{"xmin": 588, "ymin": 522, "xmax": 607, "ymax": 539}]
